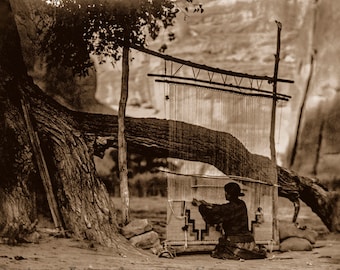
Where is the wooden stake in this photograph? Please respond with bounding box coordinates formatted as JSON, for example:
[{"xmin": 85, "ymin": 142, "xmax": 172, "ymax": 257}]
[
  {"xmin": 270, "ymin": 21, "xmax": 282, "ymax": 245},
  {"xmin": 118, "ymin": 44, "xmax": 130, "ymax": 225},
  {"xmin": 21, "ymin": 97, "xmax": 64, "ymax": 233},
  {"xmin": 270, "ymin": 21, "xmax": 281, "ymax": 164}
]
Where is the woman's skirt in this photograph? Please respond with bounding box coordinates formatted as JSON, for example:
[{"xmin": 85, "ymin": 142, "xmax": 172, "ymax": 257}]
[{"xmin": 211, "ymin": 234, "xmax": 267, "ymax": 260}]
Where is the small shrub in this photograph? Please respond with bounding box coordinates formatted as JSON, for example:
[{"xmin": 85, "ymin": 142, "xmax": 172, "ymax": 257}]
[{"xmin": 129, "ymin": 172, "xmax": 167, "ymax": 197}]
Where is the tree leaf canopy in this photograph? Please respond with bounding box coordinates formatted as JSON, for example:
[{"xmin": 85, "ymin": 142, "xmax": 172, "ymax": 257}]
[{"xmin": 40, "ymin": 0, "xmax": 189, "ymax": 76}]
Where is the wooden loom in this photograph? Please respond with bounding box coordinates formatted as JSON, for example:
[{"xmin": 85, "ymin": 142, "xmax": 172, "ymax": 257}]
[
  {"xmin": 132, "ymin": 22, "xmax": 292, "ymax": 252},
  {"xmin": 165, "ymin": 173, "xmax": 277, "ymax": 252}
]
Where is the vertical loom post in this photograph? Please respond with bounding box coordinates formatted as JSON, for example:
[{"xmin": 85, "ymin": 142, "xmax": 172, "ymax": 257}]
[
  {"xmin": 118, "ymin": 43, "xmax": 130, "ymax": 225},
  {"xmin": 270, "ymin": 21, "xmax": 282, "ymax": 245},
  {"xmin": 270, "ymin": 21, "xmax": 282, "ymax": 164}
]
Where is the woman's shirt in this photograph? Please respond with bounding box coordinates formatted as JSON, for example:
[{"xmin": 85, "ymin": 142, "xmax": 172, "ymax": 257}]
[{"xmin": 198, "ymin": 199, "xmax": 249, "ymax": 236}]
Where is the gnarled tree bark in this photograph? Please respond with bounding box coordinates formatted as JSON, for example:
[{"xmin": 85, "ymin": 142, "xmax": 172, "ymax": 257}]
[{"xmin": 1, "ymin": 0, "xmax": 121, "ymax": 247}]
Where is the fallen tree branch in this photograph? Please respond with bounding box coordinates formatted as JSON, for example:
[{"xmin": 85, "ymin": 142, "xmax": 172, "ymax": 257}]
[{"xmin": 28, "ymin": 86, "xmax": 339, "ymax": 232}]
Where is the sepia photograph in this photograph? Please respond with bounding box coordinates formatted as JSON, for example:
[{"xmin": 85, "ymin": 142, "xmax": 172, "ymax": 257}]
[{"xmin": 0, "ymin": 0, "xmax": 339, "ymax": 269}]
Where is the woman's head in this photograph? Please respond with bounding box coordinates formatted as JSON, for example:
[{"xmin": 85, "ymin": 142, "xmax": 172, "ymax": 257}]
[{"xmin": 224, "ymin": 182, "xmax": 244, "ymax": 200}]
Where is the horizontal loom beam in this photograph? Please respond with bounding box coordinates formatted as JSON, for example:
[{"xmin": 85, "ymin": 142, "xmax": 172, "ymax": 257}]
[
  {"xmin": 149, "ymin": 73, "xmax": 291, "ymax": 100},
  {"xmin": 155, "ymin": 79, "xmax": 290, "ymax": 101},
  {"xmin": 130, "ymin": 44, "xmax": 294, "ymax": 84}
]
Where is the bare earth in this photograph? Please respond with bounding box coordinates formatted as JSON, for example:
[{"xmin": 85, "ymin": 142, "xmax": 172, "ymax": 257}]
[
  {"xmin": 0, "ymin": 235, "xmax": 339, "ymax": 270},
  {"xmin": 0, "ymin": 197, "xmax": 339, "ymax": 270}
]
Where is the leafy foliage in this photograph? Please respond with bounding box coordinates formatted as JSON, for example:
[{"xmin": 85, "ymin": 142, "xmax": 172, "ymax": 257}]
[{"xmin": 39, "ymin": 0, "xmax": 203, "ymax": 76}]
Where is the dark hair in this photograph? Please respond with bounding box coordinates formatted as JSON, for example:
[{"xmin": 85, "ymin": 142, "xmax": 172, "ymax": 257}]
[{"xmin": 224, "ymin": 182, "xmax": 245, "ymax": 197}]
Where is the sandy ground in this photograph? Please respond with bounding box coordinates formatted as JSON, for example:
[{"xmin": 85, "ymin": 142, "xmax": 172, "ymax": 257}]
[
  {"xmin": 1, "ymin": 197, "xmax": 339, "ymax": 270},
  {"xmin": 0, "ymin": 234, "xmax": 339, "ymax": 270}
]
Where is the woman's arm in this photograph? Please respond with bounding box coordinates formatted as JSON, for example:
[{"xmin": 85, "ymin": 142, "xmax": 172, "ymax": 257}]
[
  {"xmin": 192, "ymin": 198, "xmax": 213, "ymax": 207},
  {"xmin": 197, "ymin": 203, "xmax": 227, "ymax": 225}
]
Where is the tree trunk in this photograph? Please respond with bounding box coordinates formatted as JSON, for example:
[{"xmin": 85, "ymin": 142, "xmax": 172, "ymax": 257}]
[
  {"xmin": 1, "ymin": 77, "xmax": 122, "ymax": 246},
  {"xmin": 1, "ymin": 0, "xmax": 122, "ymax": 247},
  {"xmin": 0, "ymin": 95, "xmax": 37, "ymax": 243},
  {"xmin": 288, "ymin": 1, "xmax": 316, "ymax": 169},
  {"xmin": 0, "ymin": 0, "xmax": 36, "ymax": 243},
  {"xmin": 26, "ymin": 85, "xmax": 121, "ymax": 246},
  {"xmin": 278, "ymin": 167, "xmax": 340, "ymax": 232},
  {"xmin": 289, "ymin": 54, "xmax": 315, "ymax": 168}
]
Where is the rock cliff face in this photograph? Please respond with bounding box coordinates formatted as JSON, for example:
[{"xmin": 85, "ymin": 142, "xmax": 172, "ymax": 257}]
[
  {"xmin": 10, "ymin": 0, "xmax": 116, "ymax": 115},
  {"xmin": 11, "ymin": 0, "xmax": 340, "ymax": 188},
  {"xmin": 289, "ymin": 0, "xmax": 340, "ymax": 187}
]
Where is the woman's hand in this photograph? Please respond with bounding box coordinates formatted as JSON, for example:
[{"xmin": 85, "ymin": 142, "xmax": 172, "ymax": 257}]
[
  {"xmin": 200, "ymin": 200, "xmax": 209, "ymax": 206},
  {"xmin": 192, "ymin": 198, "xmax": 211, "ymax": 207},
  {"xmin": 192, "ymin": 198, "xmax": 201, "ymax": 206}
]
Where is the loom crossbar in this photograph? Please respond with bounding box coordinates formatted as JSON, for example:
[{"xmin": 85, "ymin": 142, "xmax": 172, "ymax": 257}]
[
  {"xmin": 130, "ymin": 44, "xmax": 294, "ymax": 84},
  {"xmin": 149, "ymin": 73, "xmax": 291, "ymax": 100},
  {"xmin": 155, "ymin": 79, "xmax": 290, "ymax": 101}
]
